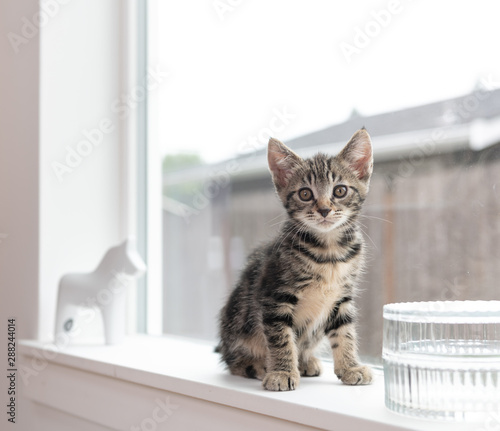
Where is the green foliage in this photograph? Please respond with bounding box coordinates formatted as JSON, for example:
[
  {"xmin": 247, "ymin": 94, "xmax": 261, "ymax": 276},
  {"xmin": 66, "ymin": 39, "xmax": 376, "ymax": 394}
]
[
  {"xmin": 162, "ymin": 153, "xmax": 203, "ymax": 173},
  {"xmin": 162, "ymin": 152, "xmax": 205, "ymax": 203}
]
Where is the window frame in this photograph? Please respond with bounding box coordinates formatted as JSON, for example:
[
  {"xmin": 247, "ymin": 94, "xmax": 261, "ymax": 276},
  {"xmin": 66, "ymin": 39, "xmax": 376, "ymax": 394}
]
[
  {"xmin": 143, "ymin": 0, "xmax": 164, "ymax": 336},
  {"xmin": 130, "ymin": 0, "xmax": 163, "ymax": 336},
  {"xmin": 0, "ymin": 0, "xmax": 163, "ymax": 341}
]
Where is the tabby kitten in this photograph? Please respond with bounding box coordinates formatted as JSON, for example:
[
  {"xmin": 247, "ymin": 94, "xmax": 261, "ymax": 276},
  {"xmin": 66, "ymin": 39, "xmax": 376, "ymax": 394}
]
[{"xmin": 218, "ymin": 129, "xmax": 373, "ymax": 391}]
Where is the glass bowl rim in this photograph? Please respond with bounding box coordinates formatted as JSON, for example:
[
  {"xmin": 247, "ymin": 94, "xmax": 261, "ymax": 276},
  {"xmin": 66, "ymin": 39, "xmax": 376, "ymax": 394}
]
[{"xmin": 383, "ymin": 300, "xmax": 500, "ymax": 320}]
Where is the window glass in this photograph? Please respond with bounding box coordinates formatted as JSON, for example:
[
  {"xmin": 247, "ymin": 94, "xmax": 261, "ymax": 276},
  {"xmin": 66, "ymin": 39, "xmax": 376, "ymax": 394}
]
[{"xmin": 158, "ymin": 1, "xmax": 500, "ymax": 363}]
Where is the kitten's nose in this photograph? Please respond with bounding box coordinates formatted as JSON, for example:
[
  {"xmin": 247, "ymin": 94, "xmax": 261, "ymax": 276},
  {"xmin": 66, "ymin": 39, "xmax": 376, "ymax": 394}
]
[{"xmin": 318, "ymin": 208, "xmax": 331, "ymax": 218}]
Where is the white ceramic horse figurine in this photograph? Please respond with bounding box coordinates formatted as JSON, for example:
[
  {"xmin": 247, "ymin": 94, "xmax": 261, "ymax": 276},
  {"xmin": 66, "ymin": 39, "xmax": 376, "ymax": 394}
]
[{"xmin": 55, "ymin": 238, "xmax": 146, "ymax": 345}]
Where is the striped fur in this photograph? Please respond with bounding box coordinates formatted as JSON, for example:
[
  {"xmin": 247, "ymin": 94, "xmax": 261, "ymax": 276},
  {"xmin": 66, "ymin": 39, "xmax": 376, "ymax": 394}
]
[{"xmin": 218, "ymin": 129, "xmax": 373, "ymax": 391}]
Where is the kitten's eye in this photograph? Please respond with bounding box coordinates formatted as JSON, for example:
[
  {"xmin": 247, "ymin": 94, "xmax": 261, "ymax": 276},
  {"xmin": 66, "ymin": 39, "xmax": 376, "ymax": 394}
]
[
  {"xmin": 333, "ymin": 185, "xmax": 348, "ymax": 198},
  {"xmin": 298, "ymin": 188, "xmax": 313, "ymax": 201}
]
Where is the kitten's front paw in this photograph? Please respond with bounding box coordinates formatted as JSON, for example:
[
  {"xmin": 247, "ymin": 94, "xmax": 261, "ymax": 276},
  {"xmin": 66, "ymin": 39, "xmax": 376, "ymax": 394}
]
[
  {"xmin": 336, "ymin": 365, "xmax": 373, "ymax": 385},
  {"xmin": 263, "ymin": 370, "xmax": 300, "ymax": 391},
  {"xmin": 300, "ymin": 356, "xmax": 322, "ymax": 377}
]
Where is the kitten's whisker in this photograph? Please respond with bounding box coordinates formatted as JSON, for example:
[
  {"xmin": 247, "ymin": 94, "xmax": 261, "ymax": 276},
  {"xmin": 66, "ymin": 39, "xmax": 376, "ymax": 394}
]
[
  {"xmin": 266, "ymin": 212, "xmax": 288, "ymax": 225},
  {"xmin": 268, "ymin": 219, "xmax": 288, "ymax": 229},
  {"xmin": 355, "ymin": 220, "xmax": 369, "ymax": 231},
  {"xmin": 349, "ymin": 220, "xmax": 377, "ymax": 250},
  {"xmin": 290, "ymin": 222, "xmax": 310, "ymax": 252},
  {"xmin": 280, "ymin": 228, "xmax": 298, "ymax": 251},
  {"xmin": 358, "ymin": 214, "xmax": 392, "ymax": 224},
  {"xmin": 295, "ymin": 224, "xmax": 308, "ymax": 250},
  {"xmin": 340, "ymin": 221, "xmax": 355, "ymax": 240},
  {"xmin": 361, "ymin": 230, "xmax": 377, "ymax": 250},
  {"xmin": 345, "ymin": 225, "xmax": 355, "ymax": 243},
  {"xmin": 292, "ymin": 224, "xmax": 307, "ymax": 248},
  {"xmin": 273, "ymin": 222, "xmax": 298, "ymax": 253}
]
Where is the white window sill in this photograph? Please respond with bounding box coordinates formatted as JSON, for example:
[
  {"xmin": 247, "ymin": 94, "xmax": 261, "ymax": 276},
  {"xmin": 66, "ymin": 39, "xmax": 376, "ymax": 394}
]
[{"xmin": 19, "ymin": 335, "xmax": 477, "ymax": 431}]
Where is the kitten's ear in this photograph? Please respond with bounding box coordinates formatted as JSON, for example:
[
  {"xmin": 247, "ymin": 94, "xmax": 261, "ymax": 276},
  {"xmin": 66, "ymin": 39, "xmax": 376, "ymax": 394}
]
[
  {"xmin": 268, "ymin": 138, "xmax": 302, "ymax": 189},
  {"xmin": 338, "ymin": 128, "xmax": 373, "ymax": 181}
]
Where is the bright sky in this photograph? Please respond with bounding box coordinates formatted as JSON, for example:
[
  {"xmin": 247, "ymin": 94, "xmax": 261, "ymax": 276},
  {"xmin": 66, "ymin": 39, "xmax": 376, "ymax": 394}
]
[{"xmin": 157, "ymin": 0, "xmax": 500, "ymax": 163}]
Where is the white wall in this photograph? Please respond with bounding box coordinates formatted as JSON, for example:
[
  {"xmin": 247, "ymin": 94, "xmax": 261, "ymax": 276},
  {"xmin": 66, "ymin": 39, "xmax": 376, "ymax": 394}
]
[
  {"xmin": 0, "ymin": 2, "xmax": 41, "ymax": 428},
  {"xmin": 0, "ymin": 0, "xmax": 39, "ymax": 429},
  {"xmin": 0, "ymin": 1, "xmax": 128, "ymax": 428},
  {"xmin": 0, "ymin": 0, "xmax": 41, "ymax": 341}
]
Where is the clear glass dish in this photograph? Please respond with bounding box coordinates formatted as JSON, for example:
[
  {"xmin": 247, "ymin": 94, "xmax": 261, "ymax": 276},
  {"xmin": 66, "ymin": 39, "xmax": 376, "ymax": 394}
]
[{"xmin": 383, "ymin": 300, "xmax": 500, "ymax": 421}]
